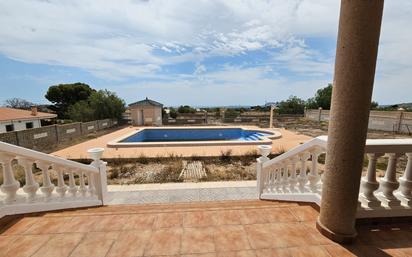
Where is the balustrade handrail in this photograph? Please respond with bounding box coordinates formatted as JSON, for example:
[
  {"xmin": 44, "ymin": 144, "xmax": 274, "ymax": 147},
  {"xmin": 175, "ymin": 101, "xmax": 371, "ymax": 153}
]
[
  {"xmin": 262, "ymin": 136, "xmax": 327, "ymax": 168},
  {"xmin": 0, "ymin": 141, "xmax": 97, "ymax": 173},
  {"xmin": 262, "ymin": 136, "xmax": 412, "ymax": 169}
]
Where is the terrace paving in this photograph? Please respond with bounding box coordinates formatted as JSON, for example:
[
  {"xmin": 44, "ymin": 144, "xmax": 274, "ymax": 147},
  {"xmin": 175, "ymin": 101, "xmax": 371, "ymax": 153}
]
[
  {"xmin": 52, "ymin": 126, "xmax": 312, "ymax": 159},
  {"xmin": 1, "ymin": 200, "xmax": 412, "ymax": 257}
]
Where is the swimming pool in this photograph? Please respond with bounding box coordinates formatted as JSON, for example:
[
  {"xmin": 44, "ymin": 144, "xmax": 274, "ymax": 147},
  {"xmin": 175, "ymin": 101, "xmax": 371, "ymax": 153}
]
[{"xmin": 108, "ymin": 127, "xmax": 281, "ymax": 147}]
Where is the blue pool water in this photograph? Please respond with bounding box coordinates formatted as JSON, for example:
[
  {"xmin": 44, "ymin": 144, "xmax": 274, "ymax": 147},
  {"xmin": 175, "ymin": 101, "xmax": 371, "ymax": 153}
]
[{"xmin": 121, "ymin": 128, "xmax": 273, "ymax": 142}]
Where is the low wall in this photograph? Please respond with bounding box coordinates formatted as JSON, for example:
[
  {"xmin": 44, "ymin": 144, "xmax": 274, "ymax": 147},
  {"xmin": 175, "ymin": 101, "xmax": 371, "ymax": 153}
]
[
  {"xmin": 0, "ymin": 119, "xmax": 119, "ymax": 151},
  {"xmin": 305, "ymin": 109, "xmax": 412, "ymax": 133}
]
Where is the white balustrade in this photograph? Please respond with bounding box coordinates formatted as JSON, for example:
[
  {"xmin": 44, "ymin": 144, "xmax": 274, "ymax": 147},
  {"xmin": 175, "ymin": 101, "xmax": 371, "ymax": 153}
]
[
  {"xmin": 0, "ymin": 141, "xmax": 107, "ymax": 218},
  {"xmin": 55, "ymin": 165, "xmax": 68, "ymax": 199},
  {"xmin": 0, "ymin": 153, "xmax": 20, "ymax": 204},
  {"xmin": 17, "ymin": 158, "xmax": 39, "ymax": 203},
  {"xmin": 257, "ymin": 136, "xmax": 412, "ymax": 218},
  {"xmin": 399, "ymin": 153, "xmax": 412, "ymax": 206},
  {"xmin": 308, "ymin": 149, "xmax": 322, "ymax": 192},
  {"xmin": 377, "ymin": 153, "xmax": 402, "ymax": 207},
  {"xmin": 68, "ymin": 171, "xmax": 78, "ymax": 197},
  {"xmin": 298, "ymin": 152, "xmax": 310, "ymax": 192},
  {"xmin": 360, "ymin": 153, "xmax": 383, "ymax": 208}
]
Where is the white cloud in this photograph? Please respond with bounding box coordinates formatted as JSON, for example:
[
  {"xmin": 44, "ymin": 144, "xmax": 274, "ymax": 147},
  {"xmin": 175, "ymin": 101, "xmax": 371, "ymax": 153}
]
[{"xmin": 0, "ymin": 0, "xmax": 411, "ymax": 104}]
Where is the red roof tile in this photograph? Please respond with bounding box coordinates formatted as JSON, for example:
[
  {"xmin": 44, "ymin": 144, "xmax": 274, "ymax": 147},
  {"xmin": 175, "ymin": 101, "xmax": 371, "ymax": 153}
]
[{"xmin": 0, "ymin": 107, "xmax": 57, "ymax": 122}]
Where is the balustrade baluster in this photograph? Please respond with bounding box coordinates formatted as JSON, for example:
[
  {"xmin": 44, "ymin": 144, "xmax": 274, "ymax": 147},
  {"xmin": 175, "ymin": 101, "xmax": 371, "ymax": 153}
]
[
  {"xmin": 360, "ymin": 153, "xmax": 383, "ymax": 208},
  {"xmin": 267, "ymin": 170, "xmax": 274, "ymax": 193},
  {"xmin": 0, "ymin": 154, "xmax": 20, "ymax": 204},
  {"xmin": 399, "ymin": 153, "xmax": 412, "ymax": 207},
  {"xmin": 86, "ymin": 172, "xmax": 96, "ymax": 196},
  {"xmin": 281, "ymin": 163, "xmax": 289, "ymax": 192},
  {"xmin": 298, "ymin": 152, "xmax": 310, "ymax": 191},
  {"xmin": 68, "ymin": 171, "xmax": 78, "ymax": 197},
  {"xmin": 78, "ymin": 172, "xmax": 87, "ymax": 197},
  {"xmin": 55, "ymin": 165, "xmax": 67, "ymax": 198},
  {"xmin": 274, "ymin": 167, "xmax": 281, "ymax": 191},
  {"xmin": 308, "ymin": 148, "xmax": 322, "ymax": 192},
  {"xmin": 289, "ymin": 157, "xmax": 299, "ymax": 192},
  {"xmin": 36, "ymin": 162, "xmax": 54, "ymax": 201},
  {"xmin": 17, "ymin": 158, "xmax": 39, "ymax": 203},
  {"xmin": 378, "ymin": 153, "xmax": 402, "ymax": 207}
]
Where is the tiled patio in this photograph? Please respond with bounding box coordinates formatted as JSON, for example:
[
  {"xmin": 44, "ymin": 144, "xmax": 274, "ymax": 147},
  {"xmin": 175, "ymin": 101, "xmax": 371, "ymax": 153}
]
[{"xmin": 1, "ymin": 200, "xmax": 412, "ymax": 257}]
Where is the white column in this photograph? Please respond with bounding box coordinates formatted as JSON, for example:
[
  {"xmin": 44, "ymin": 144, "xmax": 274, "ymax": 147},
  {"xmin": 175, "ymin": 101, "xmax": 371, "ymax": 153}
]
[
  {"xmin": 0, "ymin": 154, "xmax": 20, "ymax": 204},
  {"xmin": 269, "ymin": 105, "xmax": 274, "ymax": 129},
  {"xmin": 298, "ymin": 152, "xmax": 310, "ymax": 192},
  {"xmin": 36, "ymin": 162, "xmax": 54, "ymax": 201},
  {"xmin": 360, "ymin": 153, "xmax": 383, "ymax": 208},
  {"xmin": 399, "ymin": 153, "xmax": 412, "ymax": 207},
  {"xmin": 378, "ymin": 153, "xmax": 401, "ymax": 207},
  {"xmin": 55, "ymin": 166, "xmax": 67, "ymax": 199},
  {"xmin": 17, "ymin": 158, "xmax": 39, "ymax": 203}
]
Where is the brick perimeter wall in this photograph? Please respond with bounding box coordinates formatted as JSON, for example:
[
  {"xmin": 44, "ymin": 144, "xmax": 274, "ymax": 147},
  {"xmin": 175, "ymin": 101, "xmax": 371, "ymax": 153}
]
[
  {"xmin": 0, "ymin": 119, "xmax": 119, "ymax": 151},
  {"xmin": 305, "ymin": 109, "xmax": 412, "ymax": 133}
]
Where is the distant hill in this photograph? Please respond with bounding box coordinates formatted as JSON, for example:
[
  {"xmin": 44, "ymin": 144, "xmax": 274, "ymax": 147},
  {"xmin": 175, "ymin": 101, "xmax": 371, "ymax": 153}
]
[{"xmin": 379, "ymin": 102, "xmax": 412, "ymax": 109}]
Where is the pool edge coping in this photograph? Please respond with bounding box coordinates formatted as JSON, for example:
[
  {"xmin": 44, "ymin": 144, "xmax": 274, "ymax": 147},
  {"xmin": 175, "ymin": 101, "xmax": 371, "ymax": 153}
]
[{"xmin": 106, "ymin": 126, "xmax": 281, "ymax": 148}]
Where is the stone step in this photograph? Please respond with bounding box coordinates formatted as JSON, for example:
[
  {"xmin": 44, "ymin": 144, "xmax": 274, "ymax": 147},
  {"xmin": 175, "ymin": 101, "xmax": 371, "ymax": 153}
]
[{"xmin": 43, "ymin": 200, "xmax": 300, "ymax": 217}]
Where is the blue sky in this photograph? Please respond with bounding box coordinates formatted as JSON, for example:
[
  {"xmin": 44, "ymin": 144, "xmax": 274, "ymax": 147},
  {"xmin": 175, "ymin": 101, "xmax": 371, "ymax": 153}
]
[{"xmin": 0, "ymin": 0, "xmax": 411, "ymax": 107}]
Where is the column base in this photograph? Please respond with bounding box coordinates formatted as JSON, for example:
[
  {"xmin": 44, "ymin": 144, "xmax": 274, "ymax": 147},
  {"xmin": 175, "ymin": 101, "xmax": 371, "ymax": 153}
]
[{"xmin": 316, "ymin": 218, "xmax": 357, "ymax": 244}]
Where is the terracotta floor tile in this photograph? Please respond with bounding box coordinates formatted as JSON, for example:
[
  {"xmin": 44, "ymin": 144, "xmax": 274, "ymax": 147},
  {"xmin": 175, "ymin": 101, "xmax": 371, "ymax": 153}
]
[
  {"xmin": 59, "ymin": 216, "xmax": 98, "ymax": 233},
  {"xmin": 146, "ymin": 227, "xmax": 183, "ymax": 256},
  {"xmin": 244, "ymin": 223, "xmax": 280, "ymax": 249},
  {"xmin": 323, "ymin": 244, "xmax": 357, "ymax": 257},
  {"xmin": 91, "ymin": 215, "xmax": 127, "ymax": 232},
  {"xmin": 2, "ymin": 235, "xmax": 50, "ymax": 257},
  {"xmin": 216, "ymin": 250, "xmax": 257, "ymax": 257},
  {"xmin": 255, "ymin": 248, "xmax": 292, "ymax": 257},
  {"xmin": 122, "ymin": 214, "xmax": 155, "ymax": 230},
  {"xmin": 183, "ymin": 211, "xmax": 217, "ymax": 227},
  {"xmin": 181, "ymin": 227, "xmax": 215, "ymax": 254},
  {"xmin": 70, "ymin": 231, "xmax": 119, "ymax": 257},
  {"xmin": 241, "ymin": 209, "xmax": 270, "ymax": 224},
  {"xmin": 1, "ymin": 217, "xmax": 38, "ymax": 235},
  {"xmin": 288, "ymin": 246, "xmax": 331, "ymax": 257},
  {"xmin": 182, "ymin": 253, "xmax": 217, "ymax": 257},
  {"xmin": 302, "ymin": 222, "xmax": 332, "ymax": 245},
  {"xmin": 31, "ymin": 233, "xmax": 84, "ymax": 257},
  {"xmin": 106, "ymin": 230, "xmax": 151, "ymax": 257},
  {"xmin": 24, "ymin": 217, "xmax": 72, "ymax": 234},
  {"xmin": 213, "ymin": 225, "xmax": 251, "ymax": 252},
  {"xmin": 288, "ymin": 206, "xmax": 319, "ymax": 222},
  {"xmin": 0, "ymin": 235, "xmax": 19, "ymax": 255},
  {"xmin": 154, "ymin": 212, "xmax": 184, "ymax": 229},
  {"xmin": 215, "ymin": 210, "xmax": 243, "ymax": 225},
  {"xmin": 263, "ymin": 208, "xmax": 298, "ymax": 223}
]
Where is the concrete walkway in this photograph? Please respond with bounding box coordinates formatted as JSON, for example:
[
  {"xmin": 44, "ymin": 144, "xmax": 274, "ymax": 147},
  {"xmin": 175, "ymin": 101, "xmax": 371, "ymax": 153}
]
[{"xmin": 107, "ymin": 181, "xmax": 257, "ymax": 205}]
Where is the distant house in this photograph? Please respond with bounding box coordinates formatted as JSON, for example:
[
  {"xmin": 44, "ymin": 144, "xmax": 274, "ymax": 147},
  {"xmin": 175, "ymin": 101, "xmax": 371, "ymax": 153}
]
[
  {"xmin": 0, "ymin": 107, "xmax": 57, "ymax": 133},
  {"xmin": 128, "ymin": 98, "xmax": 163, "ymax": 126}
]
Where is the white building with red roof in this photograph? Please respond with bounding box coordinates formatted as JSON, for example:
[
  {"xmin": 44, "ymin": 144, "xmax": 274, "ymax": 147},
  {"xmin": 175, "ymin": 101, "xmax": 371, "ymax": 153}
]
[{"xmin": 0, "ymin": 106, "xmax": 57, "ymax": 133}]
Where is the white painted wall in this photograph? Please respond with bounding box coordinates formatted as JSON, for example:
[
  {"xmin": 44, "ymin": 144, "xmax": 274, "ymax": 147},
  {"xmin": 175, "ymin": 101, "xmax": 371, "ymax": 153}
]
[{"xmin": 0, "ymin": 119, "xmax": 42, "ymax": 133}]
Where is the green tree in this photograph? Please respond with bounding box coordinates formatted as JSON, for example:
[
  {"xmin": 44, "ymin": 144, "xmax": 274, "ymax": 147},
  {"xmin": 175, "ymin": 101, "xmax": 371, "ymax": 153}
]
[
  {"xmin": 277, "ymin": 96, "xmax": 306, "ymax": 114},
  {"xmin": 89, "ymin": 90, "xmax": 126, "ymax": 120},
  {"xmin": 306, "ymin": 84, "xmax": 333, "ymax": 109},
  {"xmin": 45, "ymin": 83, "xmax": 95, "ymax": 118},
  {"xmin": 169, "ymin": 107, "xmax": 178, "ymax": 118},
  {"xmin": 177, "ymin": 105, "xmax": 196, "ymax": 113},
  {"xmin": 67, "ymin": 101, "xmax": 94, "ymax": 122},
  {"xmin": 370, "ymin": 101, "xmax": 379, "ymax": 110}
]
